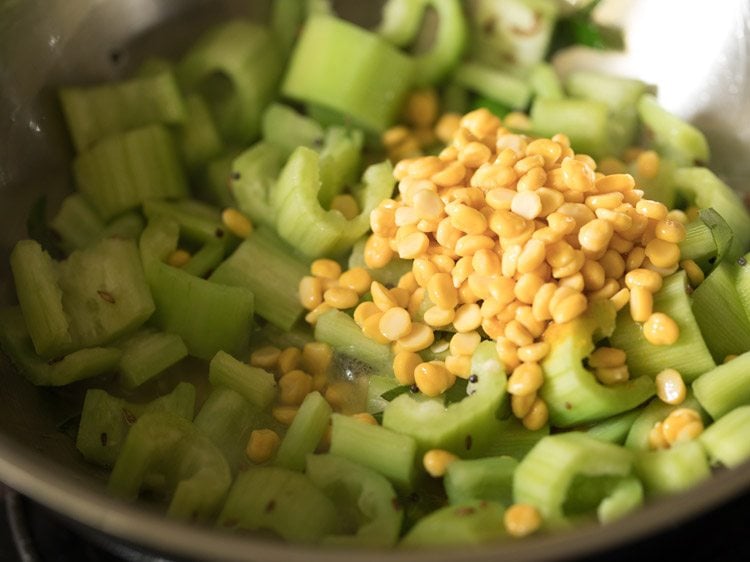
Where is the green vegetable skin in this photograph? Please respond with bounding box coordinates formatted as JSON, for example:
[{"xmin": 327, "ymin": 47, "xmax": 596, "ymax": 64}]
[{"xmin": 2, "ymin": 0, "xmax": 750, "ymax": 551}]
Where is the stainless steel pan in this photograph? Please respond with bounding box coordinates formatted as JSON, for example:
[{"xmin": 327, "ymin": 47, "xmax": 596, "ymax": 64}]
[{"xmin": 1, "ymin": 1, "xmax": 749, "ymax": 560}]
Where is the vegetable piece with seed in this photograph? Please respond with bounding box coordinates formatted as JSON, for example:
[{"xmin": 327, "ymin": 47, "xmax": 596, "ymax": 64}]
[
  {"xmin": 11, "ymin": 236, "xmax": 156, "ymax": 357},
  {"xmin": 230, "ymin": 142, "xmax": 286, "ymax": 229},
  {"xmin": 142, "ymin": 198, "xmax": 232, "ymax": 248},
  {"xmin": 513, "ymin": 432, "xmax": 638, "ymax": 525},
  {"xmin": 382, "ymin": 341, "xmax": 507, "ymax": 456},
  {"xmin": 217, "ymin": 466, "xmax": 341, "ymax": 543},
  {"xmin": 76, "ymin": 383, "xmax": 195, "ymax": 467},
  {"xmin": 400, "ymin": 500, "xmax": 507, "ymax": 547},
  {"xmin": 261, "ymin": 103, "xmax": 326, "ymax": 159},
  {"xmin": 109, "ymin": 411, "xmax": 230, "ymax": 521},
  {"xmin": 306, "ymin": 453, "xmax": 403, "ymax": 547},
  {"xmin": 540, "ymin": 300, "xmax": 655, "ymax": 427},
  {"xmin": 444, "ymin": 456, "xmax": 518, "ymax": 506},
  {"xmin": 56, "ymin": 237, "xmax": 155, "ymax": 349},
  {"xmin": 274, "ymin": 391, "xmax": 332, "ymax": 471},
  {"xmin": 329, "ymin": 412, "xmax": 418, "ymax": 490}
]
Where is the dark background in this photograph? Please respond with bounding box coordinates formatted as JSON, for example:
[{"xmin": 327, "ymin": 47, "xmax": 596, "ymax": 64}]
[{"xmin": 2, "ymin": 484, "xmax": 750, "ymax": 562}]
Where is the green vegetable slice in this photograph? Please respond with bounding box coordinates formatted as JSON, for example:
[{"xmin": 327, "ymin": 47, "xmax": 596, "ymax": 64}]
[
  {"xmin": 382, "ymin": 341, "xmax": 507, "ymax": 456},
  {"xmin": 73, "ymin": 124, "xmax": 189, "ymax": 220},
  {"xmin": 610, "ymin": 271, "xmax": 715, "ymax": 382},
  {"xmin": 229, "ymin": 142, "xmax": 286, "ymax": 229},
  {"xmin": 379, "ymin": 0, "xmax": 467, "ymax": 86},
  {"xmin": 693, "ymin": 350, "xmax": 750, "ymax": 420},
  {"xmin": 634, "ymin": 441, "xmax": 710, "ymax": 496},
  {"xmin": 314, "ymin": 309, "xmax": 393, "ymax": 375},
  {"xmin": 59, "ymin": 69, "xmax": 186, "ymax": 152},
  {"xmin": 117, "ymin": 329, "xmax": 188, "ymax": 390},
  {"xmin": 401, "ymin": 500, "xmax": 506, "ymax": 547},
  {"xmin": 673, "ymin": 167, "xmax": 750, "ymax": 260},
  {"xmin": 193, "ymin": 386, "xmax": 266, "ymax": 474},
  {"xmin": 0, "ymin": 306, "xmax": 121, "ymax": 386},
  {"xmin": 271, "ymin": 146, "xmax": 395, "ymax": 259},
  {"xmin": 691, "ymin": 260, "xmax": 750, "ymax": 362},
  {"xmin": 274, "ymin": 391, "xmax": 331, "ymax": 471},
  {"xmin": 217, "ymin": 466, "xmax": 341, "ymax": 542},
  {"xmin": 638, "ymin": 94, "xmax": 710, "ymax": 166},
  {"xmin": 454, "ymin": 62, "xmax": 532, "ymax": 110},
  {"xmin": 177, "ymin": 20, "xmax": 283, "ymax": 144},
  {"xmin": 444, "ymin": 456, "xmax": 518, "ymax": 506},
  {"xmin": 209, "ymin": 351, "xmax": 277, "ymax": 410},
  {"xmin": 146, "ymin": 260, "xmax": 255, "ymax": 360},
  {"xmin": 541, "ymin": 300, "xmax": 655, "ymax": 427},
  {"xmin": 76, "ymin": 383, "xmax": 195, "ymax": 467},
  {"xmin": 306, "ymin": 453, "xmax": 403, "ymax": 547},
  {"xmin": 282, "ymin": 15, "xmax": 414, "ymax": 132},
  {"xmin": 330, "ymin": 412, "xmax": 418, "ymax": 490},
  {"xmin": 209, "ymin": 227, "xmax": 308, "ymax": 331},
  {"xmin": 467, "ymin": 0, "xmax": 559, "ymax": 70},
  {"xmin": 109, "ymin": 411, "xmax": 231, "ymax": 521},
  {"xmin": 699, "ymin": 405, "xmax": 750, "ymax": 468},
  {"xmin": 9, "ymin": 239, "xmax": 73, "ymax": 358},
  {"xmin": 513, "ymin": 432, "xmax": 636, "ymax": 525}
]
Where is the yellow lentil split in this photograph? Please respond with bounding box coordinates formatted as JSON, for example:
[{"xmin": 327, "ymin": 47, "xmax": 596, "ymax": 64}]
[
  {"xmin": 221, "ymin": 208, "xmax": 253, "ymax": 239},
  {"xmin": 661, "ymin": 408, "xmax": 704, "ymax": 446},
  {"xmin": 504, "ymin": 504, "xmax": 542, "ymax": 538},
  {"xmin": 246, "ymin": 429, "xmax": 280, "ymax": 464},
  {"xmin": 655, "ymin": 368, "xmax": 687, "ymax": 405},
  {"xmin": 166, "ymin": 249, "xmax": 191, "ymax": 268},
  {"xmin": 423, "ymin": 449, "xmax": 458, "ymax": 477}
]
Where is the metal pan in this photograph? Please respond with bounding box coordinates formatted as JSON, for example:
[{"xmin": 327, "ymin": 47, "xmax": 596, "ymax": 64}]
[{"xmin": 1, "ymin": 0, "xmax": 749, "ymax": 560}]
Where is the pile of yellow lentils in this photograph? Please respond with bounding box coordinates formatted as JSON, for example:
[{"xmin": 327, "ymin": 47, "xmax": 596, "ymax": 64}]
[
  {"xmin": 298, "ymin": 106, "xmax": 693, "ymax": 436},
  {"xmin": 197, "ymin": 94, "xmax": 720, "ymax": 540}
]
